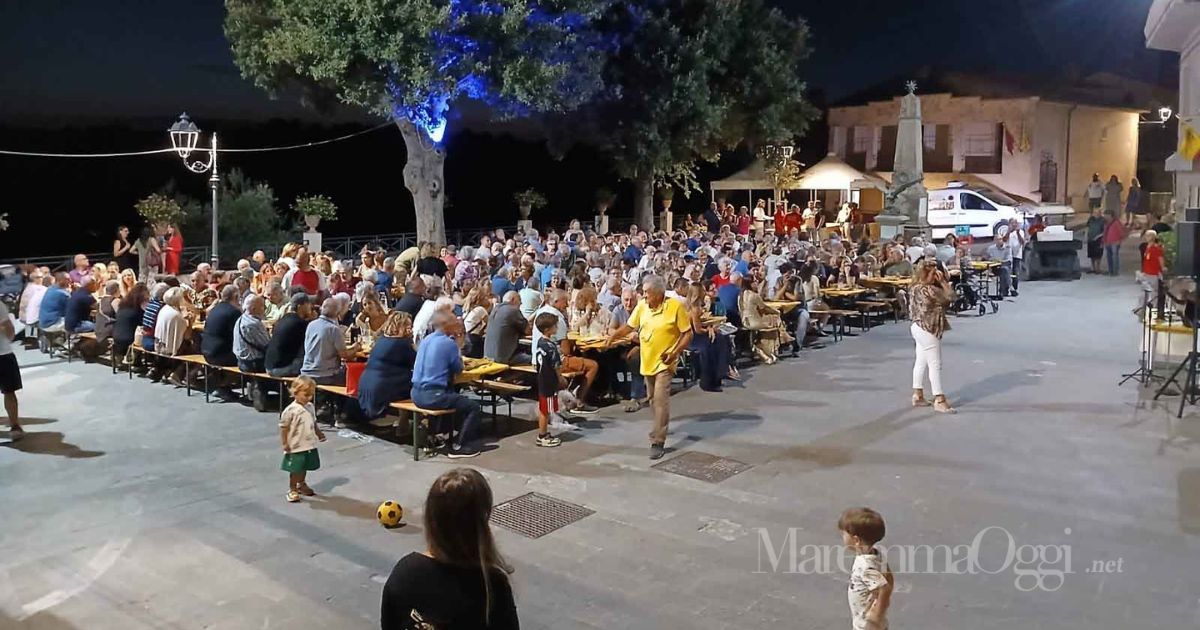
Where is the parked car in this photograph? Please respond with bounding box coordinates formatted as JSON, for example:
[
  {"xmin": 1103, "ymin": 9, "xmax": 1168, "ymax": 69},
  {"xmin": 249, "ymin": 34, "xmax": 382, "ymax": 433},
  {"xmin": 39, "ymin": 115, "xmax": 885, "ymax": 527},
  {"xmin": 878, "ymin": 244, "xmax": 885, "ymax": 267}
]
[{"xmin": 927, "ymin": 182, "xmax": 1072, "ymax": 240}]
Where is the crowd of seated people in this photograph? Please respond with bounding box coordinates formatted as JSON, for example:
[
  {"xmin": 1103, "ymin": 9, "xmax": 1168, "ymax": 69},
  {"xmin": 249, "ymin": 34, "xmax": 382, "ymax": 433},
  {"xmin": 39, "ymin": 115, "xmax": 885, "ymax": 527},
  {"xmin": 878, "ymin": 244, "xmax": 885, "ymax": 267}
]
[{"xmin": 12, "ymin": 201, "xmax": 993, "ymax": 453}]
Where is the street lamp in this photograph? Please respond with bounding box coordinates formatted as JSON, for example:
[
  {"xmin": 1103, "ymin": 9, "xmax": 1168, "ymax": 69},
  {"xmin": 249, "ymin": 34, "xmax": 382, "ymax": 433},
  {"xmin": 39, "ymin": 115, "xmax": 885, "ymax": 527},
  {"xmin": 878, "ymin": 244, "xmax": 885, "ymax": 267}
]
[{"xmin": 168, "ymin": 113, "xmax": 219, "ymax": 266}]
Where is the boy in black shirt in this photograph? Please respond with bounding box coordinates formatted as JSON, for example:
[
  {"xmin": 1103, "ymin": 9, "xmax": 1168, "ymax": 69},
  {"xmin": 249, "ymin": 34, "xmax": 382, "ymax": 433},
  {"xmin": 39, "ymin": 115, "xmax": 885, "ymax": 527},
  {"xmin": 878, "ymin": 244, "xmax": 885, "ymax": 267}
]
[{"xmin": 532, "ymin": 312, "xmax": 564, "ymax": 448}]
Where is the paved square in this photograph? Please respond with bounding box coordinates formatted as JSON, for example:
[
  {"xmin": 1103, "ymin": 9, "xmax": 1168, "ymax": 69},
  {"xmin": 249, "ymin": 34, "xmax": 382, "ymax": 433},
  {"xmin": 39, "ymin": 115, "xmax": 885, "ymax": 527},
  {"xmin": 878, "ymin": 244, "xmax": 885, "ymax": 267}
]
[{"xmin": 2, "ymin": 272, "xmax": 1199, "ymax": 629}]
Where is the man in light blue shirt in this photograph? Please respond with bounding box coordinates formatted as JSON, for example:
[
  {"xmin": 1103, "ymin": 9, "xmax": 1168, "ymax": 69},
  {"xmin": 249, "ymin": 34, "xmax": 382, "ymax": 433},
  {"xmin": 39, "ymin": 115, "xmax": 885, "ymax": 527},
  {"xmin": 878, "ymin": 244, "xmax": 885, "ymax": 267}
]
[
  {"xmin": 38, "ymin": 274, "xmax": 71, "ymax": 330},
  {"xmin": 301, "ymin": 298, "xmax": 360, "ymax": 385},
  {"xmin": 412, "ymin": 313, "xmax": 481, "ymax": 458}
]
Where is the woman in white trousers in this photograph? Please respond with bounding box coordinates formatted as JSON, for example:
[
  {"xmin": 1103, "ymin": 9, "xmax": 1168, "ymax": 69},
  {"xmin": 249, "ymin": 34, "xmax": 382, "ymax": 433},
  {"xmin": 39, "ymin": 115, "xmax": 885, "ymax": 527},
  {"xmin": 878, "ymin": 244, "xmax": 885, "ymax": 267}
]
[{"xmin": 909, "ymin": 261, "xmax": 956, "ymax": 413}]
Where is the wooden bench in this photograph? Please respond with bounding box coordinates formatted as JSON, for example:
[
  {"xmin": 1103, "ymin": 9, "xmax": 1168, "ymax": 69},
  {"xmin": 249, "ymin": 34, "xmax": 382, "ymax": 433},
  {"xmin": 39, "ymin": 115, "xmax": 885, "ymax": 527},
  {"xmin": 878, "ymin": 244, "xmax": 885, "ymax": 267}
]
[
  {"xmin": 809, "ymin": 308, "xmax": 860, "ymax": 340},
  {"xmin": 470, "ymin": 379, "xmax": 532, "ymax": 435},
  {"xmin": 855, "ymin": 300, "xmax": 897, "ymax": 325},
  {"xmin": 508, "ymin": 364, "xmax": 582, "ymax": 379},
  {"xmin": 390, "ymin": 401, "xmax": 457, "ymax": 461}
]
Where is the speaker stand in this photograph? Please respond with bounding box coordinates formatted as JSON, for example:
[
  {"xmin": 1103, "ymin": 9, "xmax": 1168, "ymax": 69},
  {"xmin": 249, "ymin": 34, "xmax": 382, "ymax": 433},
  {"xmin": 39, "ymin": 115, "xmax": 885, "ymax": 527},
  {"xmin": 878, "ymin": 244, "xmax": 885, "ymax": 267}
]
[{"xmin": 1153, "ymin": 325, "xmax": 1200, "ymax": 418}]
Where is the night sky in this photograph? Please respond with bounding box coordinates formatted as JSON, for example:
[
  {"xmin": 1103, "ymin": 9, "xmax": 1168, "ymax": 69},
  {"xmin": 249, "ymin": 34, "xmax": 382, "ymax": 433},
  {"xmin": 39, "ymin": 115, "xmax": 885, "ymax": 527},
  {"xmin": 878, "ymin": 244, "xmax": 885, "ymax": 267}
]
[{"xmin": 0, "ymin": 0, "xmax": 1175, "ymax": 258}]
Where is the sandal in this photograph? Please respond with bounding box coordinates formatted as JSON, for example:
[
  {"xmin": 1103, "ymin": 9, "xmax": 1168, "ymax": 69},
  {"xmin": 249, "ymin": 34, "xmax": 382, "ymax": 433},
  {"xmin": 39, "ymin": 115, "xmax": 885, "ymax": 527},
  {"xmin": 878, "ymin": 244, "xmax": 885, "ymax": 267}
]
[
  {"xmin": 912, "ymin": 394, "xmax": 930, "ymax": 407},
  {"xmin": 286, "ymin": 490, "xmax": 302, "ymax": 503},
  {"xmin": 298, "ymin": 484, "xmax": 316, "ymax": 496},
  {"xmin": 933, "ymin": 399, "xmax": 957, "ymax": 414},
  {"xmin": 623, "ymin": 399, "xmax": 643, "ymax": 413},
  {"xmin": 727, "ymin": 368, "xmax": 742, "ymax": 382}
]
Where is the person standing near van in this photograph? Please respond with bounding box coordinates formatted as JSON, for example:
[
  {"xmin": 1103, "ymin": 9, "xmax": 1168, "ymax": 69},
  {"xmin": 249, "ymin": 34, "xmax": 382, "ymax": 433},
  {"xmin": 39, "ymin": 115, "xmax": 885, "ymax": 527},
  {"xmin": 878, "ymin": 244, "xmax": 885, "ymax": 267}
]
[
  {"xmin": 1086, "ymin": 174, "xmax": 1104, "ymax": 212},
  {"xmin": 1006, "ymin": 219, "xmax": 1026, "ymax": 298},
  {"xmin": 1125, "ymin": 178, "xmax": 1144, "ymax": 229},
  {"xmin": 1103, "ymin": 175, "xmax": 1123, "ymax": 218}
]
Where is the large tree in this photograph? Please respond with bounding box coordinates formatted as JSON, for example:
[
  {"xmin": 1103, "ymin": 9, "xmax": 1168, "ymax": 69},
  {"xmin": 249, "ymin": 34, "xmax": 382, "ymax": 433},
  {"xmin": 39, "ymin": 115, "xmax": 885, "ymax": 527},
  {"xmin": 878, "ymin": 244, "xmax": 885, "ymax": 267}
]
[
  {"xmin": 225, "ymin": 0, "xmax": 608, "ymax": 244},
  {"xmin": 560, "ymin": 0, "xmax": 817, "ymax": 229}
]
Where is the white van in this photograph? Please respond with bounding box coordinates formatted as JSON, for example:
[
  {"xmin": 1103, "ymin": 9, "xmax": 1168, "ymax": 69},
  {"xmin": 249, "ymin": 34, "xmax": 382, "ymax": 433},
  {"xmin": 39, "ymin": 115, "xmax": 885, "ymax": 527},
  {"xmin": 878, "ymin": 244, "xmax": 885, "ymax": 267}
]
[{"xmin": 927, "ymin": 182, "xmax": 1071, "ymax": 240}]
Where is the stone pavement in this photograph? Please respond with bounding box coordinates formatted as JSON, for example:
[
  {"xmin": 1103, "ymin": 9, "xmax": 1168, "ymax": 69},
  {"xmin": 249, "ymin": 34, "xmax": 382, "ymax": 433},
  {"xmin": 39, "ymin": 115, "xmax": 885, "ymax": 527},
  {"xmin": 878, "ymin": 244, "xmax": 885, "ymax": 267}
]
[{"xmin": 3, "ymin": 258, "xmax": 1199, "ymax": 629}]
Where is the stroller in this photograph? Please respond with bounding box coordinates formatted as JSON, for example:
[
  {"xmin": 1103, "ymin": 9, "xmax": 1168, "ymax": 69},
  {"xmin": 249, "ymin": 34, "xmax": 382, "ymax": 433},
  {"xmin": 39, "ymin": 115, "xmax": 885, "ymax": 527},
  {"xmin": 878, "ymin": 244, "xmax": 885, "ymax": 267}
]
[{"xmin": 951, "ymin": 262, "xmax": 998, "ymax": 316}]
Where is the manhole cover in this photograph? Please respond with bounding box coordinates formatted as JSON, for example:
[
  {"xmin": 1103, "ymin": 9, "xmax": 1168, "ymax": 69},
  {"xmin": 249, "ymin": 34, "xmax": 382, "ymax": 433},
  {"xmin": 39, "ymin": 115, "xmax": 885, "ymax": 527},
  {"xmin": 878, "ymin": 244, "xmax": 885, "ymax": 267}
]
[
  {"xmin": 653, "ymin": 451, "xmax": 752, "ymax": 483},
  {"xmin": 491, "ymin": 492, "xmax": 595, "ymax": 539}
]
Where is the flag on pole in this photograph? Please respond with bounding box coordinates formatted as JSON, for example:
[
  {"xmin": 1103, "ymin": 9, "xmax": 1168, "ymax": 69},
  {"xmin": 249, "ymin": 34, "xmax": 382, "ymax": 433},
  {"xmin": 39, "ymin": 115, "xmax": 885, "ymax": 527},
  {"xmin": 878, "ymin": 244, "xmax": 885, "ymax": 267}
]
[{"xmin": 1180, "ymin": 123, "xmax": 1200, "ymax": 161}]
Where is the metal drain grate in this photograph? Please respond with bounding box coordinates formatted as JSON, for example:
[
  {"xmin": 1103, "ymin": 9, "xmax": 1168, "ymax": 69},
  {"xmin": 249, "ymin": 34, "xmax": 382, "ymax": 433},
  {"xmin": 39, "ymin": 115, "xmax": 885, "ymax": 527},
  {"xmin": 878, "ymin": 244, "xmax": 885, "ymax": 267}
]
[
  {"xmin": 491, "ymin": 492, "xmax": 595, "ymax": 539},
  {"xmin": 653, "ymin": 451, "xmax": 752, "ymax": 483}
]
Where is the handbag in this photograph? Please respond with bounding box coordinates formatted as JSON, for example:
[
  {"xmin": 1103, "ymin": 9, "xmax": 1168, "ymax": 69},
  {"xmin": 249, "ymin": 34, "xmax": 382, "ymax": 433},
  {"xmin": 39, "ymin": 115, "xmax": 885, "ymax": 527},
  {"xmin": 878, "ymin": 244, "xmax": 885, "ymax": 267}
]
[{"xmin": 345, "ymin": 361, "xmax": 367, "ymax": 396}]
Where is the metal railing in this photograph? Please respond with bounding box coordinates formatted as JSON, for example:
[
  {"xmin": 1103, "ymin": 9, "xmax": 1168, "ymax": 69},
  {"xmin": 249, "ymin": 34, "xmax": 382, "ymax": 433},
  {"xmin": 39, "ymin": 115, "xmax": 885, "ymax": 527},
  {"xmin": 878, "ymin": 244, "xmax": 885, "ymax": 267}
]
[
  {"xmin": 0, "ymin": 227, "xmax": 517, "ymax": 271},
  {"xmin": 1, "ymin": 246, "xmax": 211, "ymax": 273}
]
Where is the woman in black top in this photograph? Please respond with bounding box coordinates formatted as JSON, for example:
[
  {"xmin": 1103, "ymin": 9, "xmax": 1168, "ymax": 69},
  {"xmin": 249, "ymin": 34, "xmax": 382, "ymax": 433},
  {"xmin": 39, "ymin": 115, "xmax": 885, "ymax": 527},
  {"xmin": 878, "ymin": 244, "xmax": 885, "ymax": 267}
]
[
  {"xmin": 113, "ymin": 283, "xmax": 149, "ymax": 358},
  {"xmin": 381, "ymin": 468, "xmax": 517, "ymax": 630},
  {"xmin": 113, "ymin": 226, "xmax": 137, "ymax": 272},
  {"xmin": 415, "ymin": 242, "xmax": 449, "ymax": 279}
]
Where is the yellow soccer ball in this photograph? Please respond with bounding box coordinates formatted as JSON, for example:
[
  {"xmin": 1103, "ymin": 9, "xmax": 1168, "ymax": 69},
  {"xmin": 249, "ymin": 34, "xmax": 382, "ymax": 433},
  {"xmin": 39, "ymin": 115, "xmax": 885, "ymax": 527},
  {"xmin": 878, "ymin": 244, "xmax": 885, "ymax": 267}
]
[{"xmin": 377, "ymin": 501, "xmax": 404, "ymax": 528}]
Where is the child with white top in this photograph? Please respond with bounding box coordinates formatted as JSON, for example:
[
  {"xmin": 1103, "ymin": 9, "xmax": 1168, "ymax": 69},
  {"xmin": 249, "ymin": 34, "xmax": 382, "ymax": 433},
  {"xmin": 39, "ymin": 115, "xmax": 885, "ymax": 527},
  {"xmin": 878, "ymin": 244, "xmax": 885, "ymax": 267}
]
[
  {"xmin": 839, "ymin": 507, "xmax": 894, "ymax": 630},
  {"xmin": 280, "ymin": 376, "xmax": 326, "ymax": 503}
]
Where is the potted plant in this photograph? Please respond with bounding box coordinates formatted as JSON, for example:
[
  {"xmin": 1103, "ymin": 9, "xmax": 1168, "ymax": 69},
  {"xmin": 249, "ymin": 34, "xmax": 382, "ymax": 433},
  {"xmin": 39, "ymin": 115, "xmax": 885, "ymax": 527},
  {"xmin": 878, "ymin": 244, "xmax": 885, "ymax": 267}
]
[
  {"xmin": 595, "ymin": 187, "xmax": 616, "ymax": 216},
  {"xmin": 659, "ymin": 185, "xmax": 675, "ymax": 210},
  {"xmin": 513, "ymin": 189, "xmax": 548, "ymax": 220},
  {"xmin": 293, "ymin": 194, "xmax": 338, "ymax": 230},
  {"xmin": 134, "ymin": 193, "xmax": 184, "ymax": 229}
]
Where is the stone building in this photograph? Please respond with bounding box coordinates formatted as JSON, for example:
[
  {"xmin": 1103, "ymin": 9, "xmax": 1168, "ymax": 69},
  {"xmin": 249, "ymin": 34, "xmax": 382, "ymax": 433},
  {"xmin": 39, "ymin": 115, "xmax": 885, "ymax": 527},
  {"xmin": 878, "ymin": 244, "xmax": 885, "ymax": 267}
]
[{"xmin": 828, "ymin": 74, "xmax": 1144, "ymax": 211}]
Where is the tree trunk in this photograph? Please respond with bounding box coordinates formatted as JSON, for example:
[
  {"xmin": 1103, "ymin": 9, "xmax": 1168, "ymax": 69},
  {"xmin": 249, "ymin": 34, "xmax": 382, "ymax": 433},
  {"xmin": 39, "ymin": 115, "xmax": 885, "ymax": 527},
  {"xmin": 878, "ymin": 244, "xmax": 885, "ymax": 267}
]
[
  {"xmin": 633, "ymin": 172, "xmax": 654, "ymax": 232},
  {"xmin": 397, "ymin": 119, "xmax": 447, "ymax": 245}
]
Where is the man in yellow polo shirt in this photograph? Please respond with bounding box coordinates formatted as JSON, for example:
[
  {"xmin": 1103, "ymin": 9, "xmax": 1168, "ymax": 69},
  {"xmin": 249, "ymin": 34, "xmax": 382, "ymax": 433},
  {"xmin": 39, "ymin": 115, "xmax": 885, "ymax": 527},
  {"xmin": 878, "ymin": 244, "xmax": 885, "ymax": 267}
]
[{"xmin": 607, "ymin": 274, "xmax": 693, "ymax": 459}]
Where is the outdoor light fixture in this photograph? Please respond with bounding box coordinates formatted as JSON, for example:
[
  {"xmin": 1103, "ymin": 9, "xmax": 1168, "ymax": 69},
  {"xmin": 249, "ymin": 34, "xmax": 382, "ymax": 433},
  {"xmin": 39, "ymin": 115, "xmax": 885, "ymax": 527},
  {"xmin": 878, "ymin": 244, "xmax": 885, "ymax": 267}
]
[
  {"xmin": 1141, "ymin": 106, "xmax": 1175, "ymax": 126},
  {"xmin": 168, "ymin": 113, "xmax": 201, "ymax": 159},
  {"xmin": 167, "ymin": 113, "xmax": 220, "ymax": 266}
]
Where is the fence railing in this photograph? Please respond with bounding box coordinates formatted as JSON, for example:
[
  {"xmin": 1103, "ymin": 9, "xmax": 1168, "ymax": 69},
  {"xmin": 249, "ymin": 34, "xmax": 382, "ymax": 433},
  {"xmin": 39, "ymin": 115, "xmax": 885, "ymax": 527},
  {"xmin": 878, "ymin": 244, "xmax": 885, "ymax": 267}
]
[
  {"xmin": 0, "ymin": 246, "xmax": 212, "ymax": 273},
  {"xmin": 1, "ymin": 227, "xmax": 517, "ymax": 272}
]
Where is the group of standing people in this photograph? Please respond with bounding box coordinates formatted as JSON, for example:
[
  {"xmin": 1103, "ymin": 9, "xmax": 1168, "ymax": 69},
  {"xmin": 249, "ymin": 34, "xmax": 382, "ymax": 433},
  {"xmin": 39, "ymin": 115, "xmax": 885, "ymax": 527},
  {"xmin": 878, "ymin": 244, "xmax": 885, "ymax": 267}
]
[
  {"xmin": 1084, "ymin": 173, "xmax": 1147, "ymax": 277},
  {"xmin": 112, "ymin": 223, "xmax": 183, "ymax": 281}
]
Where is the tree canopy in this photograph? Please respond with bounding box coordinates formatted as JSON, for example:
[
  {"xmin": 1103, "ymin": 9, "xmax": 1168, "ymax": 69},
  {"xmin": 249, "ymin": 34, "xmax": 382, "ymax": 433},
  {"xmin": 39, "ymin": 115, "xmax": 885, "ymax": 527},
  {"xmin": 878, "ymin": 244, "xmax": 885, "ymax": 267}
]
[
  {"xmin": 225, "ymin": 0, "xmax": 611, "ymax": 242},
  {"xmin": 557, "ymin": 0, "xmax": 817, "ymax": 228}
]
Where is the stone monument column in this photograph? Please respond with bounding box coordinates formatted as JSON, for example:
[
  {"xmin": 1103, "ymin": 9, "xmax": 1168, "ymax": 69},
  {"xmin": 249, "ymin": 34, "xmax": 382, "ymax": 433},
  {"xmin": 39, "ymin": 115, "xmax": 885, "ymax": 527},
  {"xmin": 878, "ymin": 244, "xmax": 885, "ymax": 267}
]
[{"xmin": 876, "ymin": 81, "xmax": 930, "ymax": 241}]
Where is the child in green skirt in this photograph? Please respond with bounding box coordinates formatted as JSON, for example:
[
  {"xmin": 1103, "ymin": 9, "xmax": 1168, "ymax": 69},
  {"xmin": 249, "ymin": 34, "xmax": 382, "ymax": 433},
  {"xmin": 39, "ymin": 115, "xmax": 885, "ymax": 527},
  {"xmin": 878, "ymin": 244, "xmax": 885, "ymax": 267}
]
[{"xmin": 280, "ymin": 376, "xmax": 325, "ymax": 503}]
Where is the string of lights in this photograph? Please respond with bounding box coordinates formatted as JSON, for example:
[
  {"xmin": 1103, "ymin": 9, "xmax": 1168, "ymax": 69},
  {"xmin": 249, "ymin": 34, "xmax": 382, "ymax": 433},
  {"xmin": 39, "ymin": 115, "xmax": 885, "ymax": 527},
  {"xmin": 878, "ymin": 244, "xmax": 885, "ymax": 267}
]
[{"xmin": 0, "ymin": 121, "xmax": 392, "ymax": 158}]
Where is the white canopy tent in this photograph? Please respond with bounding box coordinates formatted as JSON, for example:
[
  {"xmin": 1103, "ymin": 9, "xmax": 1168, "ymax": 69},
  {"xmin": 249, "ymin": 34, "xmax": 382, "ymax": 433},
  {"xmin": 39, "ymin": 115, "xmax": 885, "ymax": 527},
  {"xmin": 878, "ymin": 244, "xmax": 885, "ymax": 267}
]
[
  {"xmin": 708, "ymin": 153, "xmax": 887, "ymax": 206},
  {"xmin": 794, "ymin": 153, "xmax": 888, "ymax": 194}
]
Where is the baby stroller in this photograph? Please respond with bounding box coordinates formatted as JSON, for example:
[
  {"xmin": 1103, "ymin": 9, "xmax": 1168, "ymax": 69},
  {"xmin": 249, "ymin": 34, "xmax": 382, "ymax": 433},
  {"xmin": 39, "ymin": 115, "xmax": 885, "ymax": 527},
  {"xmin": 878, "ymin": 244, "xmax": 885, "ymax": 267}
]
[{"xmin": 951, "ymin": 263, "xmax": 998, "ymax": 316}]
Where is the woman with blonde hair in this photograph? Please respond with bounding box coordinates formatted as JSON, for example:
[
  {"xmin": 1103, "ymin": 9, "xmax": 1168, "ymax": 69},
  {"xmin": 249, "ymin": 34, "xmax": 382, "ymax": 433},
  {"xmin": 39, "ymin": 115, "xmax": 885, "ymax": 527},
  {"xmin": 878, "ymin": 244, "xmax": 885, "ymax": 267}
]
[
  {"xmin": 356, "ymin": 310, "xmax": 417, "ymax": 420},
  {"xmin": 118, "ymin": 268, "xmax": 137, "ymax": 299},
  {"xmin": 568, "ymin": 285, "xmax": 612, "ymax": 337},
  {"xmin": 380, "ymin": 468, "xmax": 517, "ymax": 629},
  {"xmin": 738, "ymin": 276, "xmax": 792, "ymax": 364},
  {"xmin": 685, "ymin": 283, "xmax": 733, "ymax": 391},
  {"xmin": 252, "ymin": 263, "xmax": 275, "ymax": 295},
  {"xmin": 462, "ymin": 286, "xmax": 491, "ymax": 358},
  {"xmin": 354, "ymin": 289, "xmax": 387, "ymax": 345},
  {"xmin": 909, "ymin": 260, "xmax": 956, "ymax": 413}
]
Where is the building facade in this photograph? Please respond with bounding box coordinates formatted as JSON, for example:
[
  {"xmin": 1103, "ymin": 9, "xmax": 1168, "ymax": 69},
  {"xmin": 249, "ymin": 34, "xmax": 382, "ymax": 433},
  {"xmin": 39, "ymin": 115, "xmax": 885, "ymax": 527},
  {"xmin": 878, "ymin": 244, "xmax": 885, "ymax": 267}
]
[
  {"xmin": 1146, "ymin": 0, "xmax": 1200, "ymax": 209},
  {"xmin": 828, "ymin": 93, "xmax": 1140, "ymax": 211}
]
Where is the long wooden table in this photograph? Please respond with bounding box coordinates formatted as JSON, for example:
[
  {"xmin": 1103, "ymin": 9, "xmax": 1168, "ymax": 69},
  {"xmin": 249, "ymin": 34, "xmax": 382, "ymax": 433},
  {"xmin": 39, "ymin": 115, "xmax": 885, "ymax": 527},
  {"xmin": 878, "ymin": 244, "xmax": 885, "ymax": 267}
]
[
  {"xmin": 820, "ymin": 287, "xmax": 871, "ymax": 299},
  {"xmin": 764, "ymin": 301, "xmax": 801, "ymax": 314},
  {"xmin": 858, "ymin": 276, "xmax": 913, "ymax": 290}
]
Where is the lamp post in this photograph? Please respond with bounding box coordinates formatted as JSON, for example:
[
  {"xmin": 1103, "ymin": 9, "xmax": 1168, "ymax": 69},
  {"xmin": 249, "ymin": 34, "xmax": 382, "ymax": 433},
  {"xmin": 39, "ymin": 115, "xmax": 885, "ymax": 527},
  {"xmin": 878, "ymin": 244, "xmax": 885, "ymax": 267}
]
[{"xmin": 168, "ymin": 113, "xmax": 219, "ymax": 266}]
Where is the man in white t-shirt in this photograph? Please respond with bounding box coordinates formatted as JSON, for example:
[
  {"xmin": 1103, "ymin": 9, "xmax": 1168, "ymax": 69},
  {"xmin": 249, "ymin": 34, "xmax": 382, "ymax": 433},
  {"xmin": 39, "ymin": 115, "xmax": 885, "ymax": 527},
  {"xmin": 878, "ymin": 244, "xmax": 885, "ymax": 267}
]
[
  {"xmin": 0, "ymin": 301, "xmax": 23, "ymax": 440},
  {"xmin": 1086, "ymin": 173, "xmax": 1104, "ymax": 211},
  {"xmin": 1006, "ymin": 219, "xmax": 1027, "ymax": 298},
  {"xmin": 752, "ymin": 200, "xmax": 768, "ymax": 238}
]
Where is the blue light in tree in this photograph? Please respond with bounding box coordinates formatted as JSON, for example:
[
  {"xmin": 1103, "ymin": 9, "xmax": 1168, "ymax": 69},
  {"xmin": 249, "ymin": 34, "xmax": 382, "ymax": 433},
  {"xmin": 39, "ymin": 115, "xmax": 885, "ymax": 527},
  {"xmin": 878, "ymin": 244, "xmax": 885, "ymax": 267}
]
[{"xmin": 425, "ymin": 106, "xmax": 448, "ymax": 143}]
